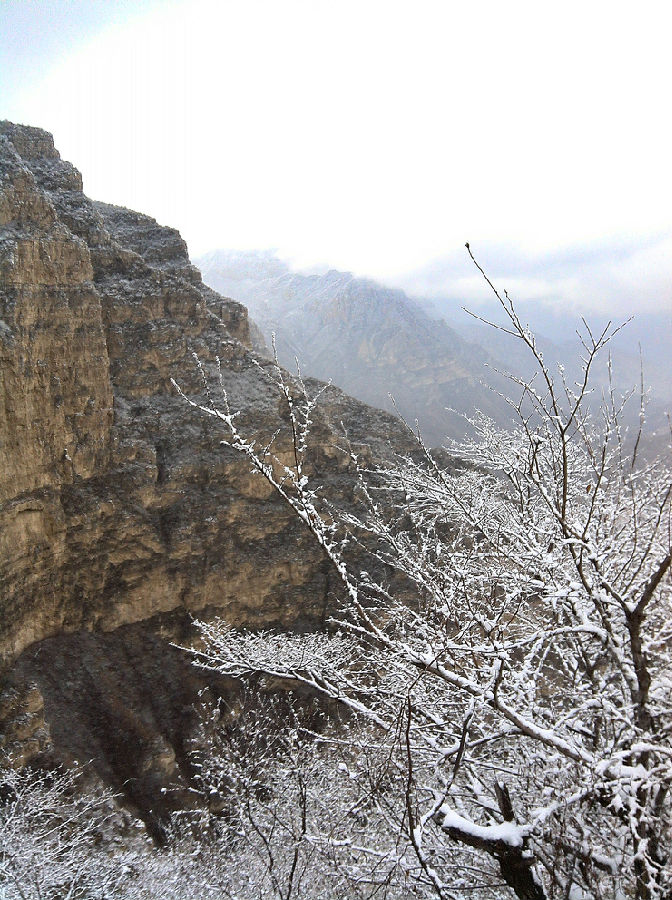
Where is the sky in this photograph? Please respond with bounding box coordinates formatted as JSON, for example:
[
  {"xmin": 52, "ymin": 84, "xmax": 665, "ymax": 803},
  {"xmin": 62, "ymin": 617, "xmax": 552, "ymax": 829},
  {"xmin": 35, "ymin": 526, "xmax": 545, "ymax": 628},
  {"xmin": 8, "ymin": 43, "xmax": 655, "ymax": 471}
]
[{"xmin": 1, "ymin": 0, "xmax": 671, "ymax": 315}]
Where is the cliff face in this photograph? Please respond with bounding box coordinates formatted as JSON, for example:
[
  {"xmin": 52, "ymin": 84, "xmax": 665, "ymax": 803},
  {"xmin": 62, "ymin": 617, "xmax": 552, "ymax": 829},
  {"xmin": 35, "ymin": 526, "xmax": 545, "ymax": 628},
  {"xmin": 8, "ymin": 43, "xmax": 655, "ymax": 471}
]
[
  {"xmin": 0, "ymin": 121, "xmax": 325, "ymax": 666},
  {"xmin": 0, "ymin": 123, "xmax": 410, "ymax": 819},
  {"xmin": 0, "ymin": 124, "xmax": 115, "ymax": 658}
]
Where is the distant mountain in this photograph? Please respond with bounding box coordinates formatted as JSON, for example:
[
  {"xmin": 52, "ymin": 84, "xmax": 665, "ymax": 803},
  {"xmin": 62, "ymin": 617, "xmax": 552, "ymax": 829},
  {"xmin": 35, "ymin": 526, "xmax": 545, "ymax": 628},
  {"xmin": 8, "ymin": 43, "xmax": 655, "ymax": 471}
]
[
  {"xmin": 197, "ymin": 250, "xmax": 515, "ymax": 446},
  {"xmin": 416, "ymin": 290, "xmax": 672, "ymax": 455},
  {"xmin": 418, "ymin": 294, "xmax": 672, "ymax": 402},
  {"xmin": 394, "ymin": 242, "xmax": 672, "ymax": 400},
  {"xmin": 197, "ymin": 251, "xmax": 671, "ymax": 454}
]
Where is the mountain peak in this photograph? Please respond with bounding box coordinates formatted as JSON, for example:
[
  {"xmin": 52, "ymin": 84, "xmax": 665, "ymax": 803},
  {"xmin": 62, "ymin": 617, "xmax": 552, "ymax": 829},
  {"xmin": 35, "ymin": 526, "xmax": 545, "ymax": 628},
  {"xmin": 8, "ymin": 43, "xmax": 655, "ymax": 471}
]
[{"xmin": 197, "ymin": 250, "xmax": 511, "ymax": 446}]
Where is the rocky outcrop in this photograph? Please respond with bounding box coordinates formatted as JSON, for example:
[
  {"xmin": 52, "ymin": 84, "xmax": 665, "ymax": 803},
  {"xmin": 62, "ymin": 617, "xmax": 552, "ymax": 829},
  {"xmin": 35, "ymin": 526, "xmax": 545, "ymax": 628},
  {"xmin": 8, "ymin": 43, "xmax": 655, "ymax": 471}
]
[{"xmin": 0, "ymin": 123, "xmax": 412, "ymax": 818}]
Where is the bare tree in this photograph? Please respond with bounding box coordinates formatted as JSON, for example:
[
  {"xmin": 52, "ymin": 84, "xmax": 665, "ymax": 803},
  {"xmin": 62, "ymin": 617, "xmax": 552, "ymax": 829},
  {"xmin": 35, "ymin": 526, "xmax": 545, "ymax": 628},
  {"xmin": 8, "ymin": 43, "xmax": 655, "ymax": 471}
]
[
  {"xmin": 176, "ymin": 253, "xmax": 672, "ymax": 900},
  {"xmin": 0, "ymin": 761, "xmax": 245, "ymax": 900},
  {"xmin": 0, "ymin": 765, "xmax": 130, "ymax": 900}
]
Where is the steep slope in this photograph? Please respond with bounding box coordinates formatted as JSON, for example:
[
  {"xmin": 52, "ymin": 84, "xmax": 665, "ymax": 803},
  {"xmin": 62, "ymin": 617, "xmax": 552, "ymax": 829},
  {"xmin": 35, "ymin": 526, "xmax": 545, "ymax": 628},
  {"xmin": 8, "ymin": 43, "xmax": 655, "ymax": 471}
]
[
  {"xmin": 0, "ymin": 123, "xmax": 414, "ymax": 823},
  {"xmin": 197, "ymin": 251, "xmax": 514, "ymax": 447}
]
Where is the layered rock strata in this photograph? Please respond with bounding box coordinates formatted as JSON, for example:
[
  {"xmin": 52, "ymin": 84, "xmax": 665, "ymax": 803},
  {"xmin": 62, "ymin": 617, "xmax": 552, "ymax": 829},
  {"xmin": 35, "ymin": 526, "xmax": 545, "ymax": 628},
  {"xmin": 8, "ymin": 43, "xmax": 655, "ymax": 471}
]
[{"xmin": 0, "ymin": 122, "xmax": 411, "ymax": 818}]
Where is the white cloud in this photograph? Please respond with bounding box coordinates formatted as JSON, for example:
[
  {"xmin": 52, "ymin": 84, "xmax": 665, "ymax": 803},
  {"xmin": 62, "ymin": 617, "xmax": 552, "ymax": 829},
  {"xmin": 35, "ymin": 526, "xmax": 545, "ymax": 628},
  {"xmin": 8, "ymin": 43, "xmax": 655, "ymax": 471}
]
[
  {"xmin": 3, "ymin": 0, "xmax": 671, "ymax": 310},
  {"xmin": 393, "ymin": 233, "xmax": 672, "ymax": 317}
]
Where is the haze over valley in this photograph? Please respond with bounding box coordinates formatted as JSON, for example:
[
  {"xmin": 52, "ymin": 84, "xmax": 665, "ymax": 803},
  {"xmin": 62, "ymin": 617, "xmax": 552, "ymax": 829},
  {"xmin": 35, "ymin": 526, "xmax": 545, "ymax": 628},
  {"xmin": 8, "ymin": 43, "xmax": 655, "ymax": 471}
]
[{"xmin": 199, "ymin": 248, "xmax": 672, "ymax": 449}]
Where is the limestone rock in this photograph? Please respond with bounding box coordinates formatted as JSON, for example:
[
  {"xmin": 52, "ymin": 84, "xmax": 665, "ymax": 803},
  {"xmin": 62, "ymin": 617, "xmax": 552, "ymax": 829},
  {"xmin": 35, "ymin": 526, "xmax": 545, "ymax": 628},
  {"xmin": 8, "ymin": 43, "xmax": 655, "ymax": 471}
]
[{"xmin": 0, "ymin": 122, "xmax": 413, "ymax": 819}]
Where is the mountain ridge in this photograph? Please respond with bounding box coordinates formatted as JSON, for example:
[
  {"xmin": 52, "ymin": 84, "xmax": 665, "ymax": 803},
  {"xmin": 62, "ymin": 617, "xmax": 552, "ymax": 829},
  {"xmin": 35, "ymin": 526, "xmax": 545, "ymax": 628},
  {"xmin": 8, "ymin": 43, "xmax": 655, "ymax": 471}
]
[
  {"xmin": 198, "ymin": 249, "xmax": 671, "ymax": 451},
  {"xmin": 197, "ymin": 250, "xmax": 515, "ymax": 446}
]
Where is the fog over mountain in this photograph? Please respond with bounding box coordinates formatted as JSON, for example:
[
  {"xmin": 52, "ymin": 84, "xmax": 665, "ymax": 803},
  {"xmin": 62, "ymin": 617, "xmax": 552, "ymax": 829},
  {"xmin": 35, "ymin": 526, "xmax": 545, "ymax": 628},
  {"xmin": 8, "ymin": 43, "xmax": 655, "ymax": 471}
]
[
  {"xmin": 392, "ymin": 236, "xmax": 672, "ymax": 399},
  {"xmin": 198, "ymin": 250, "xmax": 671, "ymax": 451},
  {"xmin": 197, "ymin": 250, "xmax": 519, "ymax": 447}
]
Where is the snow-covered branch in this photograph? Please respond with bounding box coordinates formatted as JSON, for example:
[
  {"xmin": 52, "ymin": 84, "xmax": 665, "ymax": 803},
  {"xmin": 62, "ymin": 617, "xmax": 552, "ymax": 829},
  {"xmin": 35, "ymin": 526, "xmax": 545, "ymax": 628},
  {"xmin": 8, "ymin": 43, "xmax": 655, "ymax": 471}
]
[{"xmin": 176, "ymin": 263, "xmax": 671, "ymax": 900}]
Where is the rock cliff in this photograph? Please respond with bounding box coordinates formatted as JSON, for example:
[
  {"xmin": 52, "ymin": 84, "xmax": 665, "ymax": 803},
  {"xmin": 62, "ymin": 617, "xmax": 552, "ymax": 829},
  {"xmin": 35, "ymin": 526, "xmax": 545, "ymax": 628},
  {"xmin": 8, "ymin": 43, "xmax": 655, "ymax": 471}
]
[{"xmin": 0, "ymin": 123, "xmax": 411, "ymax": 824}]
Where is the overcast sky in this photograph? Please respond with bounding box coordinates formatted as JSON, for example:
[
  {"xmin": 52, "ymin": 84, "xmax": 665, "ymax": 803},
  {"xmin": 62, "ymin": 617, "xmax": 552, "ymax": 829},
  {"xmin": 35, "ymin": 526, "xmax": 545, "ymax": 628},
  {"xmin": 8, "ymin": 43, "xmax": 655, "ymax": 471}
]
[{"xmin": 2, "ymin": 0, "xmax": 671, "ymax": 314}]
